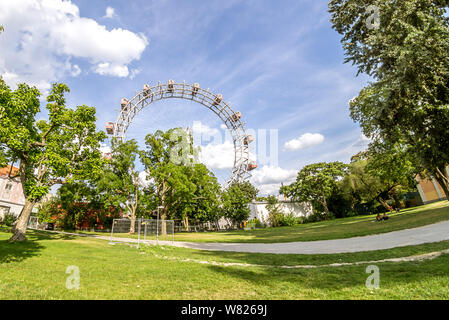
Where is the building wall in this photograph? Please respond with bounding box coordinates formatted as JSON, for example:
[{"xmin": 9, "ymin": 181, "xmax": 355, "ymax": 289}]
[
  {"xmin": 0, "ymin": 174, "xmax": 25, "ymax": 218},
  {"xmin": 0, "ymin": 201, "xmax": 25, "ymax": 220},
  {"xmin": 416, "ymin": 174, "xmax": 447, "ymax": 204},
  {"xmin": 248, "ymin": 201, "xmax": 314, "ymax": 225}
]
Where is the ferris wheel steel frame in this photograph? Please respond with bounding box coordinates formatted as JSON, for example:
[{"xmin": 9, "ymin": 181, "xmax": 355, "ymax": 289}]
[{"xmin": 109, "ymin": 81, "xmax": 255, "ymax": 187}]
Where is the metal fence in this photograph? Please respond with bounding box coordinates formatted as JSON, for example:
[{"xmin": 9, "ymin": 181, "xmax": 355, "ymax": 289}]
[
  {"xmin": 27, "ymin": 216, "xmax": 40, "ymax": 230},
  {"xmin": 110, "ymin": 218, "xmax": 174, "ymax": 247},
  {"xmin": 173, "ymin": 220, "xmax": 221, "ymax": 232}
]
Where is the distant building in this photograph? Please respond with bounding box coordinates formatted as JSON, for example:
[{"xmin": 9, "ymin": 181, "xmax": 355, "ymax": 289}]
[
  {"xmin": 0, "ymin": 166, "xmax": 52, "ymax": 221},
  {"xmin": 248, "ymin": 200, "xmax": 314, "ymax": 226},
  {"xmin": 0, "ymin": 166, "xmax": 26, "ymax": 219},
  {"xmin": 416, "ymin": 173, "xmax": 448, "ymax": 204}
]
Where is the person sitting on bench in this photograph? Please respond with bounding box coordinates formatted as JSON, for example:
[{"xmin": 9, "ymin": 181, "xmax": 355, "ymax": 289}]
[{"xmin": 376, "ymin": 213, "xmax": 382, "ymax": 222}]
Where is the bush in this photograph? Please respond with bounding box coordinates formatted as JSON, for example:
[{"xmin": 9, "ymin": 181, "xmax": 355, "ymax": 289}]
[
  {"xmin": 2, "ymin": 213, "xmax": 16, "ymax": 227},
  {"xmin": 281, "ymin": 213, "xmax": 299, "ymax": 226},
  {"xmin": 246, "ymin": 218, "xmax": 265, "ymax": 229}
]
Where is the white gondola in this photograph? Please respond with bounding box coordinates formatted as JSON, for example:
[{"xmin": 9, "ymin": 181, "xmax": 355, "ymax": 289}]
[
  {"xmin": 247, "ymin": 161, "xmax": 257, "ymax": 171},
  {"xmin": 105, "ymin": 122, "xmax": 114, "ymax": 135},
  {"xmin": 192, "ymin": 83, "xmax": 200, "ymax": 95},
  {"xmin": 244, "ymin": 135, "xmax": 255, "ymax": 145},
  {"xmin": 143, "ymin": 84, "xmax": 151, "ymax": 97},
  {"xmin": 231, "ymin": 111, "xmax": 242, "ymax": 122},
  {"xmin": 121, "ymin": 98, "xmax": 129, "ymax": 109},
  {"xmin": 213, "ymin": 94, "xmax": 223, "ymax": 105},
  {"xmin": 168, "ymin": 80, "xmax": 175, "ymax": 92}
]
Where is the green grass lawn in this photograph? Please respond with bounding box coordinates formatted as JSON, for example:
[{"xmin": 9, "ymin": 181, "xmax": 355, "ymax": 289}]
[
  {"xmin": 1, "ymin": 227, "xmax": 449, "ymax": 299},
  {"xmin": 69, "ymin": 201, "xmax": 449, "ymax": 243}
]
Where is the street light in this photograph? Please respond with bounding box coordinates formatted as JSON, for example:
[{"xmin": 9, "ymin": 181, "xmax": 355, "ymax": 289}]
[{"xmin": 157, "ymin": 206, "xmax": 164, "ymax": 242}]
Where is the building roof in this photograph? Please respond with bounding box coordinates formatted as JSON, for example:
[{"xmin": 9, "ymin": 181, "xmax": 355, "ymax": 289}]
[{"xmin": 0, "ymin": 165, "xmax": 19, "ymax": 178}]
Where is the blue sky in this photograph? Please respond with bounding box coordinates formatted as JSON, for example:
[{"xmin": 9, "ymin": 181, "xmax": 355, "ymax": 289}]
[{"xmin": 0, "ymin": 0, "xmax": 371, "ymax": 195}]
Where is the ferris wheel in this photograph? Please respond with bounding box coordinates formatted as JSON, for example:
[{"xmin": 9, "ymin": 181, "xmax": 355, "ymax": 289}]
[{"xmin": 105, "ymin": 80, "xmax": 257, "ymax": 187}]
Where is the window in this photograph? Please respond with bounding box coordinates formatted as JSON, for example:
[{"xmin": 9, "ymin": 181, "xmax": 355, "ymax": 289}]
[
  {"xmin": 0, "ymin": 205, "xmax": 10, "ymax": 222},
  {"xmin": 3, "ymin": 182, "xmax": 13, "ymax": 199}
]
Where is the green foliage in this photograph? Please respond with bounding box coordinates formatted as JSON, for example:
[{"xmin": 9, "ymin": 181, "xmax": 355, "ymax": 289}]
[
  {"xmin": 36, "ymin": 199, "xmax": 58, "ymax": 224},
  {"xmin": 329, "ymin": 0, "xmax": 449, "ymax": 197},
  {"xmin": 97, "ymin": 139, "xmax": 144, "ymax": 220},
  {"xmin": 0, "ymin": 80, "xmax": 106, "ymax": 202},
  {"xmin": 265, "ymin": 196, "xmax": 302, "ymax": 227},
  {"xmin": 222, "ymin": 182, "xmax": 252, "ymax": 225},
  {"xmin": 141, "ymin": 128, "xmax": 222, "ymax": 224},
  {"xmin": 1, "ymin": 213, "xmax": 16, "ymax": 227},
  {"xmin": 235, "ymin": 181, "xmax": 259, "ymax": 202},
  {"xmin": 266, "ymin": 196, "xmax": 284, "ymax": 227},
  {"xmin": 282, "ymin": 162, "xmax": 347, "ymax": 218},
  {"xmin": 247, "ymin": 218, "xmax": 264, "ymax": 229}
]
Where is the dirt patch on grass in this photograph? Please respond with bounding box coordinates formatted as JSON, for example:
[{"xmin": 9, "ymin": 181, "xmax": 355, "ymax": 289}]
[{"xmin": 150, "ymin": 249, "xmax": 449, "ymax": 269}]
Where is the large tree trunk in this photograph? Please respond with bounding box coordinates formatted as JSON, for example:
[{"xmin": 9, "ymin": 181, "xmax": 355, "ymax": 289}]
[
  {"xmin": 184, "ymin": 216, "xmax": 189, "ymax": 232},
  {"xmin": 9, "ymin": 199, "xmax": 35, "ymax": 242},
  {"xmin": 128, "ymin": 204, "xmax": 137, "ymax": 234},
  {"xmin": 390, "ymin": 189, "xmax": 403, "ymax": 209},
  {"xmin": 129, "ymin": 214, "xmax": 136, "ymax": 234},
  {"xmin": 321, "ymin": 196, "xmax": 330, "ymax": 219},
  {"xmin": 435, "ymin": 166, "xmax": 449, "ymax": 200},
  {"xmin": 376, "ymin": 196, "xmax": 390, "ymax": 211},
  {"xmin": 160, "ymin": 209, "xmax": 167, "ymax": 236},
  {"xmin": 160, "ymin": 180, "xmax": 168, "ymax": 236}
]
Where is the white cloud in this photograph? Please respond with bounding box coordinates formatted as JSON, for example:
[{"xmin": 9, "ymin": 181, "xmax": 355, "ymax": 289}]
[
  {"xmin": 129, "ymin": 68, "xmax": 141, "ymax": 80},
  {"xmin": 250, "ymin": 165, "xmax": 297, "ymax": 196},
  {"xmin": 284, "ymin": 133, "xmax": 324, "ymax": 151},
  {"xmin": 250, "ymin": 165, "xmax": 297, "ymax": 185},
  {"xmin": 138, "ymin": 171, "xmax": 154, "ymax": 187},
  {"xmin": 198, "ymin": 141, "xmax": 234, "ymax": 170},
  {"xmin": 95, "ymin": 62, "xmax": 129, "ymax": 78},
  {"xmin": 0, "ymin": 0, "xmax": 148, "ymax": 91},
  {"xmin": 71, "ymin": 64, "xmax": 81, "ymax": 77},
  {"xmin": 191, "ymin": 122, "xmax": 222, "ymax": 145},
  {"xmin": 104, "ymin": 7, "xmax": 117, "ymax": 19},
  {"xmin": 99, "ymin": 144, "xmax": 111, "ymax": 154}
]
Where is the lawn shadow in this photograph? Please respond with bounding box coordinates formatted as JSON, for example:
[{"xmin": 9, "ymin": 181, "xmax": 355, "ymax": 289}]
[
  {"xmin": 0, "ymin": 228, "xmax": 81, "ymax": 264},
  {"xmin": 205, "ymin": 253, "xmax": 449, "ymax": 295},
  {"xmin": 0, "ymin": 237, "xmax": 44, "ymax": 264}
]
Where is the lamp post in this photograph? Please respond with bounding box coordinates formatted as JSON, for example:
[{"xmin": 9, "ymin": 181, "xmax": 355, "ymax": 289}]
[{"xmin": 157, "ymin": 206, "xmax": 164, "ymax": 242}]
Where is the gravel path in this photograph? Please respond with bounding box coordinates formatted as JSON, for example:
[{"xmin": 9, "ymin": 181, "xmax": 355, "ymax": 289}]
[{"xmin": 45, "ymin": 220, "xmax": 449, "ymax": 254}]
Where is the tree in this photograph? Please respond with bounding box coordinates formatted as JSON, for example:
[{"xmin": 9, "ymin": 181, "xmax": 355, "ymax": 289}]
[
  {"xmin": 0, "ymin": 80, "xmax": 106, "ymax": 241},
  {"xmin": 265, "ymin": 195, "xmax": 284, "ymax": 227},
  {"xmin": 329, "ymin": 0, "xmax": 449, "ymax": 198},
  {"xmin": 221, "ymin": 182, "xmax": 252, "ymax": 226},
  {"xmin": 365, "ymin": 141, "xmax": 417, "ymax": 207},
  {"xmin": 234, "ymin": 181, "xmax": 259, "ymax": 202},
  {"xmin": 97, "ymin": 139, "xmax": 145, "ymax": 233},
  {"xmin": 140, "ymin": 128, "xmax": 201, "ymax": 234},
  {"xmin": 282, "ymin": 162, "xmax": 347, "ymax": 218},
  {"xmin": 176, "ymin": 163, "xmax": 222, "ymax": 228}
]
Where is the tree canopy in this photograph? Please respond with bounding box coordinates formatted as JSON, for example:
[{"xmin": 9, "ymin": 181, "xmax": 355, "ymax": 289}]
[
  {"xmin": 281, "ymin": 162, "xmax": 347, "ymax": 218},
  {"xmin": 329, "ymin": 0, "xmax": 449, "ymax": 197},
  {"xmin": 0, "ymin": 80, "xmax": 106, "ymax": 241}
]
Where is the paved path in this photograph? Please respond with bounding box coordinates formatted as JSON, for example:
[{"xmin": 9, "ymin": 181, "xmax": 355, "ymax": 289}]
[{"xmin": 45, "ymin": 220, "xmax": 449, "ymax": 254}]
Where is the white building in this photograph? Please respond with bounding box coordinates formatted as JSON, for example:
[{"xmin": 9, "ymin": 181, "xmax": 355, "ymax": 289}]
[
  {"xmin": 0, "ymin": 166, "xmax": 50, "ymax": 222},
  {"xmin": 248, "ymin": 200, "xmax": 314, "ymax": 226},
  {"xmin": 0, "ymin": 166, "xmax": 26, "ymax": 220}
]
